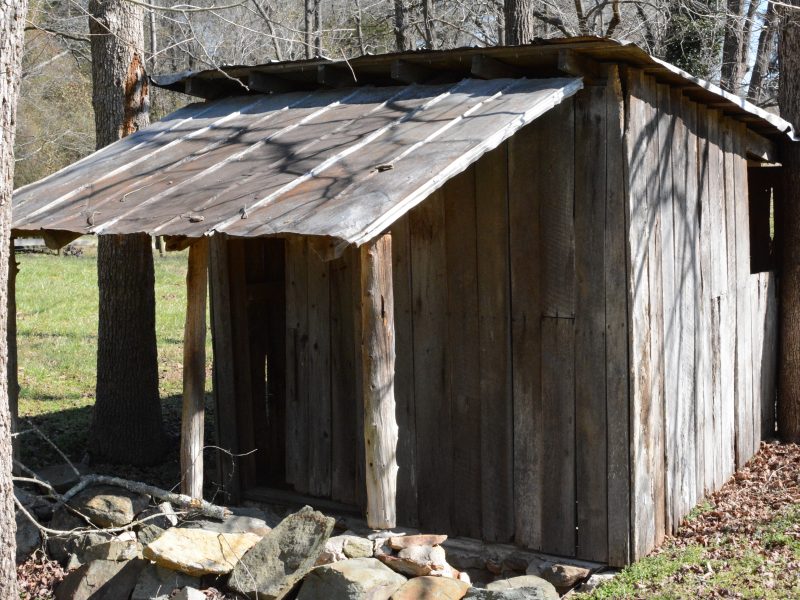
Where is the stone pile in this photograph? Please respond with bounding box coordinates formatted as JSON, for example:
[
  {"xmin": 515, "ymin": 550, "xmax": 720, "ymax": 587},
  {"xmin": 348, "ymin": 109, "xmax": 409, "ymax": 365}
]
[{"xmin": 15, "ymin": 474, "xmax": 601, "ymax": 599}]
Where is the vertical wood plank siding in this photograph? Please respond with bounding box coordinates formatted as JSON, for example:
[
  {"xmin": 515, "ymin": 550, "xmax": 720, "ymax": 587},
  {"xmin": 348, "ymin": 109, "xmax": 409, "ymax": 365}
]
[
  {"xmin": 622, "ymin": 68, "xmax": 778, "ymax": 560},
  {"xmin": 209, "ymin": 67, "xmax": 778, "ymax": 566}
]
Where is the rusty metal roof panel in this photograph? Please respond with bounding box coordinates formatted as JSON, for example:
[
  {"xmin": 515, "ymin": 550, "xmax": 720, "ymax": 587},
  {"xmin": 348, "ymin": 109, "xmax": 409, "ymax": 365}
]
[{"xmin": 13, "ymin": 77, "xmax": 582, "ymax": 245}]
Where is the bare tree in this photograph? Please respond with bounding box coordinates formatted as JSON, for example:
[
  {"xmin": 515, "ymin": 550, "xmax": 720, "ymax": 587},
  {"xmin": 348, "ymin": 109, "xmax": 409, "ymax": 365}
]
[
  {"xmin": 0, "ymin": 0, "xmax": 28, "ymax": 590},
  {"xmin": 748, "ymin": 4, "xmax": 778, "ymax": 105},
  {"xmin": 505, "ymin": 0, "xmax": 539, "ymax": 44},
  {"xmin": 87, "ymin": 0, "xmax": 165, "ymax": 466},
  {"xmin": 779, "ymin": 1, "xmax": 800, "ymax": 442}
]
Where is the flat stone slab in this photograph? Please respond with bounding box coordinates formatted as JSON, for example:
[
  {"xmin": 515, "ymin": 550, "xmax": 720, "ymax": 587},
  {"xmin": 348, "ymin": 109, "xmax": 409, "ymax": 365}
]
[
  {"xmin": 297, "ymin": 557, "xmax": 407, "ymax": 600},
  {"xmin": 69, "ymin": 485, "xmax": 149, "ymax": 528},
  {"xmin": 55, "ymin": 559, "xmax": 147, "ymax": 600},
  {"xmin": 228, "ymin": 505, "xmax": 335, "ymax": 600},
  {"xmin": 388, "ymin": 534, "xmax": 448, "ymax": 550},
  {"xmin": 481, "ymin": 575, "xmax": 559, "ymax": 600},
  {"xmin": 183, "ymin": 514, "xmax": 271, "ymax": 537},
  {"xmin": 143, "ymin": 527, "xmax": 262, "ymax": 576},
  {"xmin": 391, "ymin": 576, "xmax": 469, "ymax": 599}
]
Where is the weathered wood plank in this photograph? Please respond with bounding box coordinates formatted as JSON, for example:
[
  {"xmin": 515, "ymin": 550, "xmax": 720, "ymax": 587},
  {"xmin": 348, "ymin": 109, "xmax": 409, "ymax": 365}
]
[
  {"xmin": 209, "ymin": 234, "xmax": 240, "ymax": 503},
  {"xmin": 720, "ymin": 118, "xmax": 738, "ymax": 482},
  {"xmin": 443, "ymin": 167, "xmax": 482, "ymax": 539},
  {"xmin": 360, "ymin": 233, "xmax": 399, "ymax": 529},
  {"xmin": 733, "ymin": 122, "xmax": 754, "ymax": 467},
  {"xmin": 761, "ymin": 273, "xmax": 778, "ymax": 440},
  {"xmin": 509, "ymin": 121, "xmax": 543, "ymax": 550},
  {"xmin": 541, "ymin": 316, "xmax": 576, "ymax": 556},
  {"xmin": 307, "ymin": 246, "xmax": 332, "ymax": 498},
  {"xmin": 540, "ymin": 101, "xmax": 577, "ymax": 318},
  {"xmin": 228, "ymin": 240, "xmax": 256, "ymax": 490},
  {"xmin": 390, "ymin": 215, "xmax": 417, "ymax": 524},
  {"xmin": 330, "ymin": 247, "xmax": 358, "ymax": 505},
  {"xmin": 604, "ymin": 67, "xmax": 631, "ymax": 568},
  {"xmin": 574, "ymin": 85, "xmax": 608, "ymax": 563},
  {"xmin": 181, "ymin": 239, "xmax": 209, "ymax": 499},
  {"xmin": 409, "ymin": 190, "xmax": 452, "ymax": 533},
  {"xmin": 285, "ymin": 237, "xmax": 310, "ymax": 494},
  {"xmin": 476, "ymin": 143, "xmax": 514, "ymax": 543},
  {"xmin": 623, "ymin": 67, "xmax": 656, "ymax": 560},
  {"xmin": 668, "ymin": 89, "xmax": 697, "ymax": 531},
  {"xmin": 696, "ymin": 103, "xmax": 716, "ymax": 496}
]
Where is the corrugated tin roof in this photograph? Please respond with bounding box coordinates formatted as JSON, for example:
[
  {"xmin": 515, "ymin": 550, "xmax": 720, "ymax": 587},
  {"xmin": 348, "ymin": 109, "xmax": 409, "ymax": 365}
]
[
  {"xmin": 13, "ymin": 77, "xmax": 582, "ymax": 246},
  {"xmin": 151, "ymin": 36, "xmax": 795, "ymax": 142}
]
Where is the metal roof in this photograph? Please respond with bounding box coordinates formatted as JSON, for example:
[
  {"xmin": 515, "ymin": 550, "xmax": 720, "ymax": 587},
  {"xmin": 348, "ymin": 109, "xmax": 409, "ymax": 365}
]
[
  {"xmin": 12, "ymin": 77, "xmax": 582, "ymax": 247},
  {"xmin": 151, "ymin": 36, "xmax": 795, "ymax": 142}
]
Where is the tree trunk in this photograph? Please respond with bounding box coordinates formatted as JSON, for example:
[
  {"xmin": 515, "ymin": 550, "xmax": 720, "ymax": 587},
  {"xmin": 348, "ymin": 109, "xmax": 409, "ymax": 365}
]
[
  {"xmin": 748, "ymin": 5, "xmax": 778, "ymax": 104},
  {"xmin": 394, "ymin": 0, "xmax": 411, "ymax": 50},
  {"xmin": 422, "ymin": 0, "xmax": 436, "ymax": 49},
  {"xmin": 720, "ymin": 0, "xmax": 746, "ymax": 93},
  {"xmin": 778, "ymin": 4, "xmax": 800, "ymax": 441},
  {"xmin": 0, "ymin": 0, "xmax": 28, "ymax": 590},
  {"xmin": 504, "ymin": 0, "xmax": 537, "ymax": 45},
  {"xmin": 87, "ymin": 0, "xmax": 163, "ymax": 465}
]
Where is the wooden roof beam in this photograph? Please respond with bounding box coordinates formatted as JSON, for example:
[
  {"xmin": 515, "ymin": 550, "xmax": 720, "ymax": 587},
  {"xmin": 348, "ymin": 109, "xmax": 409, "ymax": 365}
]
[
  {"xmin": 317, "ymin": 64, "xmax": 357, "ymax": 88},
  {"xmin": 248, "ymin": 71, "xmax": 299, "ymax": 94},
  {"xmin": 557, "ymin": 49, "xmax": 606, "ymax": 83},
  {"xmin": 41, "ymin": 230, "xmax": 81, "ymax": 251},
  {"xmin": 746, "ymin": 129, "xmax": 779, "ymax": 163},
  {"xmin": 390, "ymin": 59, "xmax": 438, "ymax": 84},
  {"xmin": 471, "ymin": 55, "xmax": 527, "ymax": 79}
]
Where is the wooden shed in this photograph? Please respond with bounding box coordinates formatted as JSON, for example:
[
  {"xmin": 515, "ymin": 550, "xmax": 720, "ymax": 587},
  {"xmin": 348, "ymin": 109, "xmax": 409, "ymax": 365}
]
[{"xmin": 11, "ymin": 37, "xmax": 794, "ymax": 567}]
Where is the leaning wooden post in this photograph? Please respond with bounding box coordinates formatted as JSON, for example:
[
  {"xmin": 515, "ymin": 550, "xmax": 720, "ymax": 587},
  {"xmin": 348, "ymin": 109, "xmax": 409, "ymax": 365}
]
[
  {"xmin": 8, "ymin": 239, "xmax": 18, "ymax": 468},
  {"xmin": 360, "ymin": 233, "xmax": 399, "ymax": 529},
  {"xmin": 181, "ymin": 238, "xmax": 209, "ymax": 499}
]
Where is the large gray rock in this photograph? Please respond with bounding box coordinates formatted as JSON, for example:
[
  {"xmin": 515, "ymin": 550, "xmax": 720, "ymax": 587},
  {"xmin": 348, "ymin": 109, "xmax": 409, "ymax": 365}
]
[
  {"xmin": 297, "ymin": 558, "xmax": 406, "ymax": 600},
  {"xmin": 182, "ymin": 514, "xmax": 271, "ymax": 537},
  {"xmin": 174, "ymin": 587, "xmax": 206, "ymax": 600},
  {"xmin": 378, "ymin": 545, "xmax": 448, "ymax": 577},
  {"xmin": 55, "ymin": 558, "xmax": 147, "ymax": 600},
  {"xmin": 391, "ymin": 576, "xmax": 469, "ymax": 600},
  {"xmin": 228, "ymin": 505, "xmax": 336, "ymax": 600},
  {"xmin": 131, "ymin": 565, "xmax": 199, "ymax": 600},
  {"xmin": 477, "ymin": 575, "xmax": 559, "ymax": 600},
  {"xmin": 16, "ymin": 511, "xmax": 41, "ymax": 563},
  {"xmin": 82, "ymin": 532, "xmax": 141, "ymax": 562},
  {"xmin": 36, "ymin": 463, "xmax": 90, "ymax": 494},
  {"xmin": 48, "ymin": 508, "xmax": 113, "ymax": 566},
  {"xmin": 69, "ymin": 485, "xmax": 150, "ymax": 528},
  {"xmin": 537, "ymin": 563, "xmax": 591, "ymax": 592}
]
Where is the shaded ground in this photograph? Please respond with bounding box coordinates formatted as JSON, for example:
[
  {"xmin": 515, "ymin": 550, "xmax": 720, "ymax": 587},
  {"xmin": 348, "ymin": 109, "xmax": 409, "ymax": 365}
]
[{"xmin": 580, "ymin": 441, "xmax": 800, "ymax": 599}]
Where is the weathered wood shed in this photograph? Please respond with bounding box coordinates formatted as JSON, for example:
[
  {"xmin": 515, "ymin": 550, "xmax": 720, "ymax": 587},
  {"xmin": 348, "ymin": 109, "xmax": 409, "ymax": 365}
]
[{"xmin": 11, "ymin": 37, "xmax": 794, "ymax": 567}]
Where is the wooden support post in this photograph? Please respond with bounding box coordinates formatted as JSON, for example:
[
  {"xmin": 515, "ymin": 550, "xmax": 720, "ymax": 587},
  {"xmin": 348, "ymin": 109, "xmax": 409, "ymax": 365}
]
[
  {"xmin": 8, "ymin": 239, "xmax": 18, "ymax": 468},
  {"xmin": 360, "ymin": 233, "xmax": 399, "ymax": 529},
  {"xmin": 181, "ymin": 238, "xmax": 209, "ymax": 499}
]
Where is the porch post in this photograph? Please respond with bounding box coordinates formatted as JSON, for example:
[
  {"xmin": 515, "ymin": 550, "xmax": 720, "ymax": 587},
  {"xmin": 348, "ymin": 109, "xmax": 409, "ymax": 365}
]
[
  {"xmin": 8, "ymin": 239, "xmax": 18, "ymax": 468},
  {"xmin": 360, "ymin": 233, "xmax": 398, "ymax": 529},
  {"xmin": 181, "ymin": 238, "xmax": 209, "ymax": 499}
]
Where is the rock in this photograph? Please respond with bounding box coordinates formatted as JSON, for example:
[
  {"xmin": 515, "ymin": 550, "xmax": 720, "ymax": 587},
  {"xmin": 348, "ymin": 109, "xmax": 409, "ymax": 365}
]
[
  {"xmin": 131, "ymin": 564, "xmax": 199, "ymax": 600},
  {"xmin": 16, "ymin": 487, "xmax": 56, "ymax": 521},
  {"xmin": 173, "ymin": 586, "xmax": 206, "ymax": 600},
  {"xmin": 343, "ymin": 536, "xmax": 374, "ymax": 559},
  {"xmin": 538, "ymin": 563, "xmax": 591, "ymax": 592},
  {"xmin": 501, "ymin": 553, "xmax": 530, "ymax": 573},
  {"xmin": 378, "ymin": 545, "xmax": 448, "ymax": 577},
  {"xmin": 317, "ymin": 536, "xmax": 348, "ymax": 565},
  {"xmin": 484, "ymin": 575, "xmax": 559, "ymax": 600},
  {"xmin": 388, "ymin": 534, "xmax": 447, "ymax": 550},
  {"xmin": 82, "ymin": 532, "xmax": 140, "ymax": 562},
  {"xmin": 390, "ymin": 576, "xmax": 469, "ymax": 600},
  {"xmin": 183, "ymin": 514, "xmax": 270, "ymax": 537},
  {"xmin": 69, "ymin": 485, "xmax": 149, "ymax": 528},
  {"xmin": 137, "ymin": 524, "xmax": 165, "ymax": 547},
  {"xmin": 55, "ymin": 558, "xmax": 147, "ymax": 600},
  {"xmin": 228, "ymin": 505, "xmax": 336, "ymax": 600},
  {"xmin": 16, "ymin": 511, "xmax": 41, "ymax": 563},
  {"xmin": 575, "ymin": 572, "xmax": 616, "ymax": 593},
  {"xmin": 486, "ymin": 559, "xmax": 502, "ymax": 575},
  {"xmin": 137, "ymin": 503, "xmax": 178, "ymax": 530},
  {"xmin": 48, "ymin": 508, "xmax": 113, "ymax": 566},
  {"xmin": 297, "ymin": 557, "xmax": 406, "ymax": 600},
  {"xmin": 36, "ymin": 463, "xmax": 90, "ymax": 494},
  {"xmin": 143, "ymin": 527, "xmax": 261, "ymax": 576}
]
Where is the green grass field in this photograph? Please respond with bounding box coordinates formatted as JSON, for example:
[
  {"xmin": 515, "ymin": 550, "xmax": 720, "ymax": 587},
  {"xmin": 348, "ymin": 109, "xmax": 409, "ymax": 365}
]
[{"xmin": 15, "ymin": 247, "xmax": 207, "ymax": 471}]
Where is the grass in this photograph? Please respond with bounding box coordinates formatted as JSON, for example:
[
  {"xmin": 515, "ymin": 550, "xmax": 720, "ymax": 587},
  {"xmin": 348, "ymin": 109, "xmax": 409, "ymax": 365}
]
[{"xmin": 15, "ymin": 246, "xmax": 208, "ymax": 470}]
